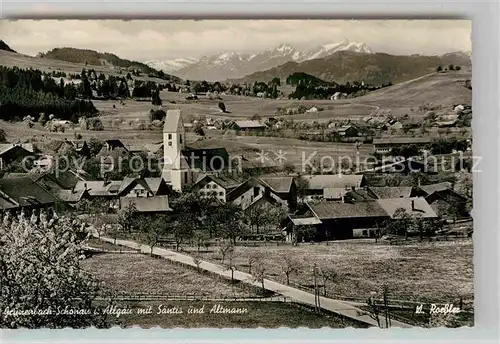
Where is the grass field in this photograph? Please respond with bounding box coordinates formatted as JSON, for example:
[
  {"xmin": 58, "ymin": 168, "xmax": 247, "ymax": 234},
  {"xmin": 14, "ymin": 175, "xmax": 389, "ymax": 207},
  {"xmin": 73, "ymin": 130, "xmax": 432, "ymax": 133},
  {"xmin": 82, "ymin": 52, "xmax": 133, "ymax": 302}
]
[
  {"xmin": 103, "ymin": 300, "xmax": 359, "ymax": 328},
  {"xmin": 184, "ymin": 240, "xmax": 473, "ymax": 304},
  {"xmin": 81, "ymin": 253, "xmax": 255, "ymax": 297}
]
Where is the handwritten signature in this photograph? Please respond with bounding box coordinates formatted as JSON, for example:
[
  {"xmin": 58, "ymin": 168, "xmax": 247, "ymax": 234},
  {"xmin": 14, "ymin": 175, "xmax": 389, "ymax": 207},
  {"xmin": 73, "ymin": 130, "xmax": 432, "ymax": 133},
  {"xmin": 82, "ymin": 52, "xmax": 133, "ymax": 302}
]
[{"xmin": 415, "ymin": 303, "xmax": 461, "ymax": 315}]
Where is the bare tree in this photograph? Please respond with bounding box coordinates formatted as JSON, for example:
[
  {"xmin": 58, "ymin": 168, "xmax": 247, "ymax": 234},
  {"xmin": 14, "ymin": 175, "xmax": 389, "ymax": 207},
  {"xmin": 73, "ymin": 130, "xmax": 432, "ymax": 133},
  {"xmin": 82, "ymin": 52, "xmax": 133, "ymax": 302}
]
[
  {"xmin": 318, "ymin": 266, "xmax": 338, "ymax": 297},
  {"xmin": 218, "ymin": 239, "xmax": 234, "ymax": 265},
  {"xmin": 281, "ymin": 254, "xmax": 300, "ymax": 285},
  {"xmin": 192, "ymin": 254, "xmax": 202, "ymax": 272},
  {"xmin": 253, "ymin": 263, "xmax": 267, "ymax": 295},
  {"xmin": 248, "ymin": 252, "xmax": 261, "ymax": 274},
  {"xmin": 225, "ymin": 248, "xmax": 237, "ymax": 286}
]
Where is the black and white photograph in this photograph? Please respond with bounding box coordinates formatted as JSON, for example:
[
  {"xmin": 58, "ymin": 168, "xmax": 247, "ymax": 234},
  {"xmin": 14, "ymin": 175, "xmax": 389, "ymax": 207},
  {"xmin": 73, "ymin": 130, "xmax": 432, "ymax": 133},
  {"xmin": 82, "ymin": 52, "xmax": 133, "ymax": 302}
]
[{"xmin": 0, "ymin": 19, "xmax": 473, "ymax": 329}]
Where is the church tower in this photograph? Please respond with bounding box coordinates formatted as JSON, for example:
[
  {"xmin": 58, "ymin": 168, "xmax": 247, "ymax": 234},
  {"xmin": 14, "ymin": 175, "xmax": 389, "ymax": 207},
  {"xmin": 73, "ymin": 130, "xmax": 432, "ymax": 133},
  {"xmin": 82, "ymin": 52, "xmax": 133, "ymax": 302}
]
[{"xmin": 162, "ymin": 109, "xmax": 191, "ymax": 191}]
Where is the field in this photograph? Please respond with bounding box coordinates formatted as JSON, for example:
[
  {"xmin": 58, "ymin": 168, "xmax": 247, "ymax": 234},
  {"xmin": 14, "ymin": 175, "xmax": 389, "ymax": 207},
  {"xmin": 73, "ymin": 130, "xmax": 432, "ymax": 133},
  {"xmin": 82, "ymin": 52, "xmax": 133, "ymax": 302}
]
[
  {"xmin": 183, "ymin": 240, "xmax": 474, "ymax": 305},
  {"xmin": 81, "ymin": 253, "xmax": 255, "ymax": 297}
]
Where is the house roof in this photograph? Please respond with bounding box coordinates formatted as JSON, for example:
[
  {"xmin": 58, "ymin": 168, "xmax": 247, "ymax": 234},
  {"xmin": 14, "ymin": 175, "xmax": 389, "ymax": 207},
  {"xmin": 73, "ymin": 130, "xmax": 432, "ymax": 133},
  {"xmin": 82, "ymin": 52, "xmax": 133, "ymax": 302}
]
[
  {"xmin": 120, "ymin": 196, "xmax": 172, "ymax": 212},
  {"xmin": 369, "ymin": 187, "xmax": 413, "ymax": 199},
  {"xmin": 194, "ymin": 174, "xmax": 241, "ymax": 190},
  {"xmin": 373, "ymin": 137, "xmax": 432, "ymax": 145},
  {"xmin": 303, "ymin": 174, "xmax": 365, "ymax": 190},
  {"xmin": 345, "ymin": 188, "xmax": 377, "ymax": 201},
  {"xmin": 288, "ymin": 215, "xmax": 322, "ymax": 226},
  {"xmin": 144, "ymin": 178, "xmax": 164, "ymax": 195},
  {"xmin": 0, "ymin": 176, "xmax": 59, "ymax": 208},
  {"xmin": 226, "ymin": 178, "xmax": 264, "ymax": 202},
  {"xmin": 56, "ymin": 189, "xmax": 87, "ymax": 202},
  {"xmin": 163, "ymin": 109, "xmax": 182, "ymax": 133},
  {"xmin": 181, "ymin": 148, "xmax": 229, "ymax": 172},
  {"xmin": 74, "ymin": 180, "xmax": 122, "ymax": 197},
  {"xmin": 418, "ymin": 182, "xmax": 453, "ymax": 196},
  {"xmin": 0, "ymin": 143, "xmax": 34, "ymax": 155},
  {"xmin": 259, "ymin": 176, "xmax": 294, "ymax": 193},
  {"xmin": 307, "ymin": 201, "xmax": 388, "ymax": 220},
  {"xmin": 233, "ymin": 120, "xmax": 266, "ymax": 129},
  {"xmin": 323, "ymin": 188, "xmax": 349, "ymax": 199},
  {"xmin": 376, "ymin": 197, "xmax": 438, "ymax": 218}
]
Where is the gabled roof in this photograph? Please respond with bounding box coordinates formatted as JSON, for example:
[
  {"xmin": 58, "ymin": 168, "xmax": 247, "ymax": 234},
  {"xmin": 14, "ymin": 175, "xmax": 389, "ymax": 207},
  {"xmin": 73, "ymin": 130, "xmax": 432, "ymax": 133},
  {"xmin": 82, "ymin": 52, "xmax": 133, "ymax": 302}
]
[
  {"xmin": 144, "ymin": 178, "xmax": 165, "ymax": 195},
  {"xmin": 302, "ymin": 174, "xmax": 365, "ymax": 190},
  {"xmin": 120, "ymin": 196, "xmax": 172, "ymax": 212},
  {"xmin": 259, "ymin": 176, "xmax": 294, "ymax": 193},
  {"xmin": 418, "ymin": 182, "xmax": 453, "ymax": 196},
  {"xmin": 0, "ymin": 143, "xmax": 34, "ymax": 156},
  {"xmin": 163, "ymin": 109, "xmax": 182, "ymax": 133},
  {"xmin": 194, "ymin": 174, "xmax": 241, "ymax": 190},
  {"xmin": 226, "ymin": 178, "xmax": 264, "ymax": 202},
  {"xmin": 307, "ymin": 201, "xmax": 388, "ymax": 220},
  {"xmin": 376, "ymin": 197, "xmax": 437, "ymax": 218},
  {"xmin": 0, "ymin": 176, "xmax": 59, "ymax": 208},
  {"xmin": 369, "ymin": 187, "xmax": 413, "ymax": 199}
]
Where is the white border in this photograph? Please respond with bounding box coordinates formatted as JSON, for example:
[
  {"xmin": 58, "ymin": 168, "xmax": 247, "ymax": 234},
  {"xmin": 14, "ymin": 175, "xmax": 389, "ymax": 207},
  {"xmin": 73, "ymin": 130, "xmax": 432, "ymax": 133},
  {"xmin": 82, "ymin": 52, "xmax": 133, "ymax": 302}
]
[{"xmin": 0, "ymin": 1, "xmax": 499, "ymax": 343}]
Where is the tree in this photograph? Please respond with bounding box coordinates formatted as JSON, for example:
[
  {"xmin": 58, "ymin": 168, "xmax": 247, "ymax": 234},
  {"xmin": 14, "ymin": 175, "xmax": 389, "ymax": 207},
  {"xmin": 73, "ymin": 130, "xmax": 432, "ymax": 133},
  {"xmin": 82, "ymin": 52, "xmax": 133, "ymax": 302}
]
[
  {"xmin": 0, "ymin": 128, "xmax": 6, "ymax": 143},
  {"xmin": 225, "ymin": 248, "xmax": 237, "ymax": 285},
  {"xmin": 455, "ymin": 65, "xmax": 461, "ymax": 71},
  {"xmin": 192, "ymin": 229, "xmax": 210, "ymax": 253},
  {"xmin": 38, "ymin": 113, "xmax": 49, "ymax": 126},
  {"xmin": 252, "ymin": 261, "xmax": 267, "ymax": 295},
  {"xmin": 387, "ymin": 208, "xmax": 412, "ymax": 239},
  {"xmin": 454, "ymin": 171, "xmax": 472, "ymax": 200},
  {"xmin": 318, "ymin": 266, "xmax": 338, "ymax": 297},
  {"xmin": 218, "ymin": 102, "xmax": 226, "ymax": 113},
  {"xmin": 136, "ymin": 214, "xmax": 166, "ymax": 255},
  {"xmin": 295, "ymin": 176, "xmax": 310, "ymax": 203},
  {"xmin": 190, "ymin": 82, "xmax": 202, "ymax": 94},
  {"xmin": 193, "ymin": 122, "xmax": 205, "ymax": 136},
  {"xmin": 436, "ymin": 65, "xmax": 443, "ymax": 72},
  {"xmin": 448, "ymin": 64, "xmax": 455, "ymax": 71},
  {"xmin": 218, "ymin": 239, "xmax": 234, "ymax": 265},
  {"xmin": 247, "ymin": 252, "xmax": 261, "ymax": 274},
  {"xmin": 192, "ymin": 254, "xmax": 202, "ymax": 272},
  {"xmin": 281, "ymin": 254, "xmax": 299, "ymax": 285},
  {"xmin": 0, "ymin": 213, "xmax": 107, "ymax": 328},
  {"xmin": 117, "ymin": 202, "xmax": 137, "ymax": 233}
]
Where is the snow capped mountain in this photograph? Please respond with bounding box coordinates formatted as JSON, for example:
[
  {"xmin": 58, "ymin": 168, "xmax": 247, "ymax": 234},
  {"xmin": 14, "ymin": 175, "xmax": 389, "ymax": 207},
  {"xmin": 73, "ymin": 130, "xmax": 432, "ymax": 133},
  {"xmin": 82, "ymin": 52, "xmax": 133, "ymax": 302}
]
[
  {"xmin": 151, "ymin": 40, "xmax": 373, "ymax": 80},
  {"xmin": 145, "ymin": 57, "xmax": 198, "ymax": 73},
  {"xmin": 304, "ymin": 40, "xmax": 373, "ymax": 60}
]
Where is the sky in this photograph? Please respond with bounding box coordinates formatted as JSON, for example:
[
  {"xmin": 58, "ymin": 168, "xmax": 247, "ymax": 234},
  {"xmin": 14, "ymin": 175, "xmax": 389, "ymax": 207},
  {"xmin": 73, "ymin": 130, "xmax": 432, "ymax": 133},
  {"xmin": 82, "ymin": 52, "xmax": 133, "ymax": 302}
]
[{"xmin": 0, "ymin": 20, "xmax": 471, "ymax": 61}]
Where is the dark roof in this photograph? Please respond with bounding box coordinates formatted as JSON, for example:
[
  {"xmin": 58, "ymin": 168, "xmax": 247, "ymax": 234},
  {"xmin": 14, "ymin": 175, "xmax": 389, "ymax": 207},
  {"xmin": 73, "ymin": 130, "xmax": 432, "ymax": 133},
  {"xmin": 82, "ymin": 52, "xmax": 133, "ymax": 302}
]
[
  {"xmin": 373, "ymin": 137, "xmax": 432, "ymax": 145},
  {"xmin": 181, "ymin": 148, "xmax": 229, "ymax": 172},
  {"xmin": 0, "ymin": 176, "xmax": 59, "ymax": 208},
  {"xmin": 345, "ymin": 189, "xmax": 377, "ymax": 201},
  {"xmin": 307, "ymin": 201, "xmax": 388, "ymax": 220},
  {"xmin": 226, "ymin": 178, "xmax": 263, "ymax": 202}
]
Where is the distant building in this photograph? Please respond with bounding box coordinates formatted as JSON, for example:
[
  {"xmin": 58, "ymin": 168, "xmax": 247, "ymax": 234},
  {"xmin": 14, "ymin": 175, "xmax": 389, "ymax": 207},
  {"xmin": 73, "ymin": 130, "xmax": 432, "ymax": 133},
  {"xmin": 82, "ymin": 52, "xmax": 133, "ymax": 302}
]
[
  {"xmin": 0, "ymin": 144, "xmax": 34, "ymax": 169},
  {"xmin": 336, "ymin": 125, "xmax": 359, "ymax": 137},
  {"xmin": 229, "ymin": 120, "xmax": 267, "ymax": 132},
  {"xmin": 301, "ymin": 174, "xmax": 366, "ymax": 196},
  {"xmin": 372, "ymin": 137, "xmax": 432, "ymax": 154}
]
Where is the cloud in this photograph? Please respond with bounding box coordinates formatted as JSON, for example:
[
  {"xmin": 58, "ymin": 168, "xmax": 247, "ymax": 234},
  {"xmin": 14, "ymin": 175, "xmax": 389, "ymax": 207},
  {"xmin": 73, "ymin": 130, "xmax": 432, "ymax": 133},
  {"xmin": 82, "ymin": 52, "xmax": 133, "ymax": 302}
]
[{"xmin": 0, "ymin": 20, "xmax": 471, "ymax": 61}]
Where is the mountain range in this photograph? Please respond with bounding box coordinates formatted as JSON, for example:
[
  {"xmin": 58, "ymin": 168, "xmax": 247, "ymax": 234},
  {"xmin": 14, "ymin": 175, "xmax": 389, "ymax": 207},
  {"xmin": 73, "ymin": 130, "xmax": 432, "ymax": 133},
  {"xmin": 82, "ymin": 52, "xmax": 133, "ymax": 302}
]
[
  {"xmin": 146, "ymin": 40, "xmax": 374, "ymax": 81},
  {"xmin": 232, "ymin": 50, "xmax": 471, "ymax": 86}
]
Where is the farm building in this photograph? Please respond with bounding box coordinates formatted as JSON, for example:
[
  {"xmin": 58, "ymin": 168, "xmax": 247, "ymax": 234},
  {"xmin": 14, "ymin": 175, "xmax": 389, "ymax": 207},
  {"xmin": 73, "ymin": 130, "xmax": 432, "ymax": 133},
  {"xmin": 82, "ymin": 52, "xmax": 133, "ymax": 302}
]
[
  {"xmin": 192, "ymin": 174, "xmax": 241, "ymax": 204},
  {"xmin": 372, "ymin": 137, "xmax": 432, "ymax": 154},
  {"xmin": 301, "ymin": 174, "xmax": 366, "ymax": 196},
  {"xmin": 0, "ymin": 144, "xmax": 34, "ymax": 169},
  {"xmin": 229, "ymin": 120, "xmax": 267, "ymax": 132}
]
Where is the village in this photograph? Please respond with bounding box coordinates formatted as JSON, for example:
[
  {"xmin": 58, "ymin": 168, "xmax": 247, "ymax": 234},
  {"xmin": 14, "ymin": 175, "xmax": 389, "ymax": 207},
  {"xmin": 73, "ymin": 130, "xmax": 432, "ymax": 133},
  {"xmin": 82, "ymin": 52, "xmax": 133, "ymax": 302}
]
[{"xmin": 0, "ymin": 20, "xmax": 473, "ymax": 330}]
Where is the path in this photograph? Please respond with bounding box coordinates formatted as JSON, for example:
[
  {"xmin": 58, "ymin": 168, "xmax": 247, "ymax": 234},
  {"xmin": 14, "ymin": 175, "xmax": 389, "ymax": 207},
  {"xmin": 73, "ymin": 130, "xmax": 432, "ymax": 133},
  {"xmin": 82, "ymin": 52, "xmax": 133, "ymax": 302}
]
[{"xmin": 93, "ymin": 234, "xmax": 412, "ymax": 328}]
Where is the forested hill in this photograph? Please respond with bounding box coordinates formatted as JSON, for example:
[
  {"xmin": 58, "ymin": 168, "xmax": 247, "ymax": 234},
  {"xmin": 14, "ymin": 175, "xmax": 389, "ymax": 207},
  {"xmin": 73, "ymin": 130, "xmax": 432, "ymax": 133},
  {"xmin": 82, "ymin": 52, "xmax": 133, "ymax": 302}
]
[
  {"xmin": 0, "ymin": 40, "xmax": 16, "ymax": 53},
  {"xmin": 37, "ymin": 47, "xmax": 180, "ymax": 82}
]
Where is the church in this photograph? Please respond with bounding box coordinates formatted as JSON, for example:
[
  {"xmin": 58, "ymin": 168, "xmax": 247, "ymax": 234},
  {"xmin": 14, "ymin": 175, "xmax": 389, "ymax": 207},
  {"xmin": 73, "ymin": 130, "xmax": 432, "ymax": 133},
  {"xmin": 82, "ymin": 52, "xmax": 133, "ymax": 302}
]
[{"xmin": 161, "ymin": 109, "xmax": 230, "ymax": 192}]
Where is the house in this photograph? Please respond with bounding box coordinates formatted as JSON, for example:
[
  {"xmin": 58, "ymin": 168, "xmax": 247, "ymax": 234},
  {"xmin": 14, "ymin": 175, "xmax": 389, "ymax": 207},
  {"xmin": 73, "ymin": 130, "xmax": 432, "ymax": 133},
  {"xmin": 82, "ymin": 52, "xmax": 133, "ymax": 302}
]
[
  {"xmin": 119, "ymin": 195, "xmax": 172, "ymax": 214},
  {"xmin": 301, "ymin": 174, "xmax": 366, "ymax": 196},
  {"xmin": 0, "ymin": 176, "xmax": 60, "ymax": 211},
  {"xmin": 305, "ymin": 201, "xmax": 389, "ymax": 240},
  {"xmin": 0, "ymin": 144, "xmax": 34, "ymax": 169},
  {"xmin": 161, "ymin": 109, "xmax": 229, "ymax": 191},
  {"xmin": 226, "ymin": 176, "xmax": 297, "ymax": 211},
  {"xmin": 336, "ymin": 125, "xmax": 359, "ymax": 137},
  {"xmin": 372, "ymin": 137, "xmax": 432, "ymax": 154},
  {"xmin": 104, "ymin": 140, "xmax": 128, "ymax": 152},
  {"xmin": 282, "ymin": 215, "xmax": 323, "ymax": 243},
  {"xmin": 118, "ymin": 177, "xmax": 169, "ymax": 198},
  {"xmin": 376, "ymin": 197, "xmax": 438, "ymax": 219},
  {"xmin": 368, "ymin": 186, "xmax": 421, "ymax": 199},
  {"xmin": 229, "ymin": 120, "xmax": 267, "ymax": 132},
  {"xmin": 192, "ymin": 174, "xmax": 241, "ymax": 204},
  {"xmin": 417, "ymin": 182, "xmax": 468, "ymax": 218}
]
